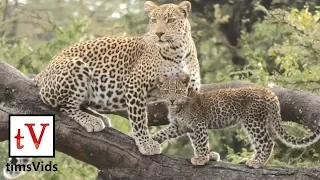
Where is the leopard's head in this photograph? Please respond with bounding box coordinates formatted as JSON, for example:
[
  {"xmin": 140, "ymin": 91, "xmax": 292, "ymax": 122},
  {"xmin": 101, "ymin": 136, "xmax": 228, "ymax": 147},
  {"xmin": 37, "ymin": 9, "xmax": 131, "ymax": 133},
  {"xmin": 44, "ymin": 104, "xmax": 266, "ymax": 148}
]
[
  {"xmin": 155, "ymin": 74, "xmax": 191, "ymax": 107},
  {"xmin": 144, "ymin": 1, "xmax": 192, "ymax": 44}
]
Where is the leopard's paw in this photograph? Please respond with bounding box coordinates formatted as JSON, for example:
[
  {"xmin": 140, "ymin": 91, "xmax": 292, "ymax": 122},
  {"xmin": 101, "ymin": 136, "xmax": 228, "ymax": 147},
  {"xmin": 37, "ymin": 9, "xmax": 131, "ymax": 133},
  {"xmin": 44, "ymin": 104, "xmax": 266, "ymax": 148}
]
[
  {"xmin": 136, "ymin": 138, "xmax": 162, "ymax": 155},
  {"xmin": 190, "ymin": 155, "xmax": 210, "ymax": 166},
  {"xmin": 209, "ymin": 151, "xmax": 220, "ymax": 162},
  {"xmin": 245, "ymin": 159, "xmax": 264, "ymax": 169},
  {"xmin": 82, "ymin": 117, "xmax": 105, "ymax": 132}
]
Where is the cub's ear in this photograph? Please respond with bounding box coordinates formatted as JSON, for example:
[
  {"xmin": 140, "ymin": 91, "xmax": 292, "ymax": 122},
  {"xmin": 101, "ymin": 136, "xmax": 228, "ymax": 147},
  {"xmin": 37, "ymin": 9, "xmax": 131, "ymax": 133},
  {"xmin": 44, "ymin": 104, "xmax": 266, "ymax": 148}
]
[
  {"xmin": 178, "ymin": 1, "xmax": 191, "ymax": 18},
  {"xmin": 178, "ymin": 73, "xmax": 190, "ymax": 87},
  {"xmin": 156, "ymin": 75, "xmax": 166, "ymax": 85},
  {"xmin": 144, "ymin": 1, "xmax": 158, "ymax": 13}
]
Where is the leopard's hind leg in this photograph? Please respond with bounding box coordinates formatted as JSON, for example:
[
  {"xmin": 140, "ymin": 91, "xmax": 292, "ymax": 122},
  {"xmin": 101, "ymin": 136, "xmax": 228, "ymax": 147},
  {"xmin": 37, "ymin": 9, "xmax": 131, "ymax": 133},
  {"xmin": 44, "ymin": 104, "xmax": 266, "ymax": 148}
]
[
  {"xmin": 39, "ymin": 58, "xmax": 107, "ymax": 132},
  {"xmin": 240, "ymin": 109, "xmax": 275, "ymax": 168}
]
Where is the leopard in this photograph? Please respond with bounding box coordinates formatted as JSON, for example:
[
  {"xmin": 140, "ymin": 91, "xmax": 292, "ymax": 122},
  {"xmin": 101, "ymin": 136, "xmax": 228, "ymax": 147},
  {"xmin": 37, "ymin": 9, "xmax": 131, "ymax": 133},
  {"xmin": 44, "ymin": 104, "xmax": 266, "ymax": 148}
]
[
  {"xmin": 150, "ymin": 74, "xmax": 320, "ymax": 168},
  {"xmin": 2, "ymin": 1, "xmax": 201, "ymax": 179}
]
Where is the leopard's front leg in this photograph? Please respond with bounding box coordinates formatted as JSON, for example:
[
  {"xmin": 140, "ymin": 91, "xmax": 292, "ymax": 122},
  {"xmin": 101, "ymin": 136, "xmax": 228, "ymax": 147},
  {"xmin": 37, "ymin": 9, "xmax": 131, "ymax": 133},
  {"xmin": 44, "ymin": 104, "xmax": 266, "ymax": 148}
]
[
  {"xmin": 186, "ymin": 52, "xmax": 201, "ymax": 92},
  {"xmin": 188, "ymin": 122, "xmax": 219, "ymax": 165},
  {"xmin": 152, "ymin": 122, "xmax": 185, "ymax": 143},
  {"xmin": 124, "ymin": 79, "xmax": 161, "ymax": 155}
]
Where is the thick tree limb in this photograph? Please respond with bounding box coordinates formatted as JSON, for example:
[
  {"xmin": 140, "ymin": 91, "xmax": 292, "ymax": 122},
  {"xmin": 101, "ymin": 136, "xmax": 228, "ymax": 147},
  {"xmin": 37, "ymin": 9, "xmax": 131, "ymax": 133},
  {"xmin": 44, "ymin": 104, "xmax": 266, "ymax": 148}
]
[{"xmin": 0, "ymin": 60, "xmax": 319, "ymax": 180}]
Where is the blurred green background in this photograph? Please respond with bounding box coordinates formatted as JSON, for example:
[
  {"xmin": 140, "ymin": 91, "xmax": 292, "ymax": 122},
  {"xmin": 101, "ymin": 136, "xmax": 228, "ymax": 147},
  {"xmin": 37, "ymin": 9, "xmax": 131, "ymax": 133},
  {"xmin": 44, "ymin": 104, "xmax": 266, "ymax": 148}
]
[{"xmin": 0, "ymin": 0, "xmax": 320, "ymax": 179}]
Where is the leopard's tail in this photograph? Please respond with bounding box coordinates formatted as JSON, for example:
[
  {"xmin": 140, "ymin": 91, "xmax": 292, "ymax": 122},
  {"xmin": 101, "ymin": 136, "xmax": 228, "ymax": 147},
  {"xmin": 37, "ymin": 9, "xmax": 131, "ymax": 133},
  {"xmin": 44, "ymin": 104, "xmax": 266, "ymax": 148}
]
[
  {"xmin": 3, "ymin": 157, "xmax": 32, "ymax": 179},
  {"xmin": 271, "ymin": 114, "xmax": 320, "ymax": 148},
  {"xmin": 32, "ymin": 71, "xmax": 44, "ymax": 86}
]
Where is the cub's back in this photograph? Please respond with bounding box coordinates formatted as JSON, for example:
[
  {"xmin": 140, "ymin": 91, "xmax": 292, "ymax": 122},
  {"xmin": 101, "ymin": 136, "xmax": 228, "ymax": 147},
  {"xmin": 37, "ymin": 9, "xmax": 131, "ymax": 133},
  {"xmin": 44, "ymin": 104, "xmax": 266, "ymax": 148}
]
[
  {"xmin": 201, "ymin": 86, "xmax": 277, "ymax": 107},
  {"xmin": 192, "ymin": 86, "xmax": 278, "ymax": 128}
]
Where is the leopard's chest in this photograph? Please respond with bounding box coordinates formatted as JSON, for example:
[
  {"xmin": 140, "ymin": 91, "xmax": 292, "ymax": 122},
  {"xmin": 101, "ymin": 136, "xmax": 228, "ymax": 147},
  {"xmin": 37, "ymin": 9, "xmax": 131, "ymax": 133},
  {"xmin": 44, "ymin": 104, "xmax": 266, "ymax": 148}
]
[
  {"xmin": 85, "ymin": 64, "xmax": 189, "ymax": 112},
  {"xmin": 161, "ymin": 62, "xmax": 189, "ymax": 75},
  {"xmin": 84, "ymin": 44, "xmax": 194, "ymax": 111}
]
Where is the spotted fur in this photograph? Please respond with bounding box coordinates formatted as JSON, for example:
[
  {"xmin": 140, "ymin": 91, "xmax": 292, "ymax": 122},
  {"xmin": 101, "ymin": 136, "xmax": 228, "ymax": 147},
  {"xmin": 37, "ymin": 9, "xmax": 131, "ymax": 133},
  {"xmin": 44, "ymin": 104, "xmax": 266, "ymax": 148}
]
[
  {"xmin": 151, "ymin": 74, "xmax": 320, "ymax": 168},
  {"xmin": 3, "ymin": 1, "xmax": 201, "ymax": 179}
]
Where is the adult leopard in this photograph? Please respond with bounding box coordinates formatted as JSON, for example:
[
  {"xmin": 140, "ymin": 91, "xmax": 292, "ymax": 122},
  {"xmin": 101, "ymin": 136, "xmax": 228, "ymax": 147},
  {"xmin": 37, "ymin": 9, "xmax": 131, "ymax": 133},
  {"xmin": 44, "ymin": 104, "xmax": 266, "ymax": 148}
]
[{"xmin": 3, "ymin": 1, "xmax": 200, "ymax": 179}]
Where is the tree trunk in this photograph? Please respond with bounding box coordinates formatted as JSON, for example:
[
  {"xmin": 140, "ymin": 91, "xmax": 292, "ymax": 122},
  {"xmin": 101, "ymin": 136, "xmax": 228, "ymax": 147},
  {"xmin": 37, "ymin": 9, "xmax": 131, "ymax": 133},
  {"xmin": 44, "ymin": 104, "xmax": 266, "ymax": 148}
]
[{"xmin": 0, "ymin": 60, "xmax": 319, "ymax": 180}]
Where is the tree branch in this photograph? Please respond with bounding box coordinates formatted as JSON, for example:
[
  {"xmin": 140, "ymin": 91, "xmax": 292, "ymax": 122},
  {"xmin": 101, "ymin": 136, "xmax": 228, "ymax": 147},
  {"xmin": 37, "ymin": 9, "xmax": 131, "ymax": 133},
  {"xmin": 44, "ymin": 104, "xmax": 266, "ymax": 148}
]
[{"xmin": 0, "ymin": 60, "xmax": 319, "ymax": 180}]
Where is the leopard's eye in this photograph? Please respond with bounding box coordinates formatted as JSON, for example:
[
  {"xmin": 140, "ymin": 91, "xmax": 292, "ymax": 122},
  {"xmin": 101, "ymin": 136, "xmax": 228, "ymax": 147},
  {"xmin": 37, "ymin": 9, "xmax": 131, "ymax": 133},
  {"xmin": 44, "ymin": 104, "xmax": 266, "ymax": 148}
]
[
  {"xmin": 151, "ymin": 18, "xmax": 157, "ymax": 23},
  {"xmin": 167, "ymin": 18, "xmax": 176, "ymax": 23},
  {"xmin": 161, "ymin": 89, "xmax": 168, "ymax": 94}
]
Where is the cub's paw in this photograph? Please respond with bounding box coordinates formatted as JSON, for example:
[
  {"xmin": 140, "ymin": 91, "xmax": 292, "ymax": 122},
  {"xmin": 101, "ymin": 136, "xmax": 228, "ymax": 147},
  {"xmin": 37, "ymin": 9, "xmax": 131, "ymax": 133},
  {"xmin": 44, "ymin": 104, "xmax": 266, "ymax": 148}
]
[
  {"xmin": 239, "ymin": 158, "xmax": 264, "ymax": 169},
  {"xmin": 238, "ymin": 158, "xmax": 249, "ymax": 165},
  {"xmin": 245, "ymin": 159, "xmax": 264, "ymax": 169},
  {"xmin": 209, "ymin": 151, "xmax": 220, "ymax": 162},
  {"xmin": 84, "ymin": 117, "xmax": 106, "ymax": 132},
  {"xmin": 190, "ymin": 155, "xmax": 210, "ymax": 166},
  {"xmin": 136, "ymin": 139, "xmax": 162, "ymax": 155}
]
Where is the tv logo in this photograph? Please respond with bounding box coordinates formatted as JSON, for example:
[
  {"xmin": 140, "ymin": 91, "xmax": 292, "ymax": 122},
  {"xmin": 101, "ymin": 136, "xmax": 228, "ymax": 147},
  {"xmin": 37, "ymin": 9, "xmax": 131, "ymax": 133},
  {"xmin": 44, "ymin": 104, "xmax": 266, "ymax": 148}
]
[{"xmin": 9, "ymin": 115, "xmax": 55, "ymax": 157}]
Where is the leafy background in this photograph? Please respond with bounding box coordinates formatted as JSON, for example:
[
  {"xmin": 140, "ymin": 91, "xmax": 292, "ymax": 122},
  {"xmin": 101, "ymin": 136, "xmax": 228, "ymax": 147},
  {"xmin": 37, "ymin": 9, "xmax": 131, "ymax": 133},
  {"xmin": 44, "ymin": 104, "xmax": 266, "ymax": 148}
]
[{"xmin": 0, "ymin": 0, "xmax": 319, "ymax": 179}]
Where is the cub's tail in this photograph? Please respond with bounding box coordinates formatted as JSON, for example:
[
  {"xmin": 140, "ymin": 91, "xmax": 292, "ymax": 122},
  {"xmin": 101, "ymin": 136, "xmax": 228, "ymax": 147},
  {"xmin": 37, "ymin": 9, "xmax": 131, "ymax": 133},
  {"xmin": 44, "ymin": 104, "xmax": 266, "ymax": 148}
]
[
  {"xmin": 3, "ymin": 157, "xmax": 32, "ymax": 179},
  {"xmin": 272, "ymin": 115, "xmax": 320, "ymax": 148}
]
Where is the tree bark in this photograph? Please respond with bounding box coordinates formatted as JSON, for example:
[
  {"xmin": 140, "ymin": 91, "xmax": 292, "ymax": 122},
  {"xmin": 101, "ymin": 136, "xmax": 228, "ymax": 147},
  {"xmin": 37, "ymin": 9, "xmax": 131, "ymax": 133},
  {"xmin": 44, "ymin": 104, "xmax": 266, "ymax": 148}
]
[{"xmin": 0, "ymin": 60, "xmax": 319, "ymax": 180}]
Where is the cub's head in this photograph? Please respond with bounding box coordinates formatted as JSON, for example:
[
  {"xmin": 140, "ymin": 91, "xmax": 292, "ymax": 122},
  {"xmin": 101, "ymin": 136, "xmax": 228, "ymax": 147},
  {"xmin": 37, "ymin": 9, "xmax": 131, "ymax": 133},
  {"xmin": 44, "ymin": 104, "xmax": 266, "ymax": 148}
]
[
  {"xmin": 144, "ymin": 1, "xmax": 192, "ymax": 44},
  {"xmin": 154, "ymin": 74, "xmax": 191, "ymax": 106}
]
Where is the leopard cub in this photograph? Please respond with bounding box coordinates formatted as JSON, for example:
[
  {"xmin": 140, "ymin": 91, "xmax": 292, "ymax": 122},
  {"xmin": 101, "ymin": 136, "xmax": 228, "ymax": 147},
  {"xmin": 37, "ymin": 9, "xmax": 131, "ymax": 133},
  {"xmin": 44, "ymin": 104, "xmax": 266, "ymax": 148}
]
[{"xmin": 151, "ymin": 74, "xmax": 320, "ymax": 168}]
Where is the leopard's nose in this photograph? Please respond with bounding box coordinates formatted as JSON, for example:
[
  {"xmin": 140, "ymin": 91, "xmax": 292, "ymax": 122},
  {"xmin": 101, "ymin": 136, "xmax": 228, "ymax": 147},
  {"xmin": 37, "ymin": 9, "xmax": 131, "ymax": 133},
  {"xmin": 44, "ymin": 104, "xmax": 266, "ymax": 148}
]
[
  {"xmin": 155, "ymin": 32, "xmax": 164, "ymax": 38},
  {"xmin": 170, "ymin": 100, "xmax": 175, "ymax": 105}
]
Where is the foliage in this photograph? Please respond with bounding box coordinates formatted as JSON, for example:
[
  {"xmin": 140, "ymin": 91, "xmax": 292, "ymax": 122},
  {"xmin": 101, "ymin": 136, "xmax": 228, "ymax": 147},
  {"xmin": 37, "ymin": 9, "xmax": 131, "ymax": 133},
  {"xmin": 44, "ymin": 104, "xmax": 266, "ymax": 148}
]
[{"xmin": 238, "ymin": 5, "xmax": 320, "ymax": 92}]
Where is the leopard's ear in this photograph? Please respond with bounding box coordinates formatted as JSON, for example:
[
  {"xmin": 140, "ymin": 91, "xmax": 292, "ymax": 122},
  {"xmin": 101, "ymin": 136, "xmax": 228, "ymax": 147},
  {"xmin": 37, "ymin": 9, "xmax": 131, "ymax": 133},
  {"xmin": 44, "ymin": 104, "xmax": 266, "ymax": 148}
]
[
  {"xmin": 178, "ymin": 1, "xmax": 191, "ymax": 18},
  {"xmin": 144, "ymin": 1, "xmax": 158, "ymax": 13},
  {"xmin": 178, "ymin": 73, "xmax": 190, "ymax": 87},
  {"xmin": 156, "ymin": 75, "xmax": 166, "ymax": 85}
]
